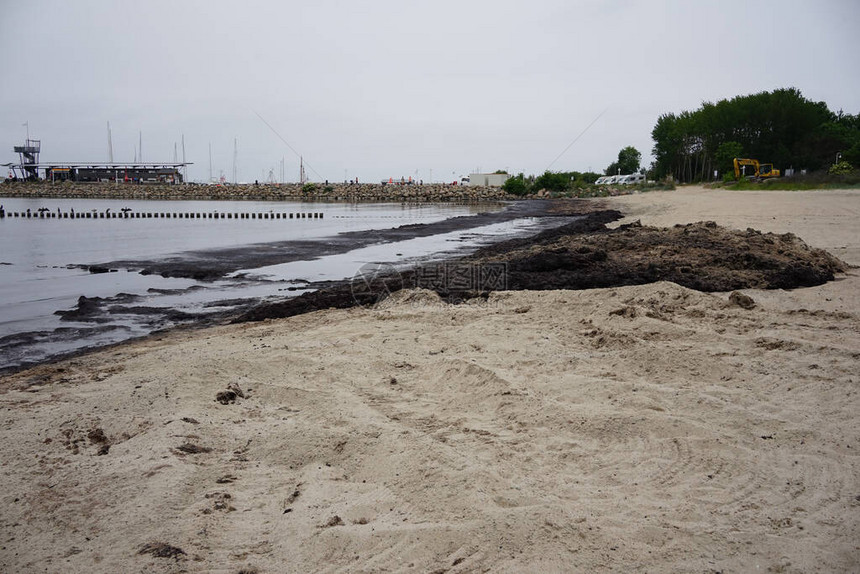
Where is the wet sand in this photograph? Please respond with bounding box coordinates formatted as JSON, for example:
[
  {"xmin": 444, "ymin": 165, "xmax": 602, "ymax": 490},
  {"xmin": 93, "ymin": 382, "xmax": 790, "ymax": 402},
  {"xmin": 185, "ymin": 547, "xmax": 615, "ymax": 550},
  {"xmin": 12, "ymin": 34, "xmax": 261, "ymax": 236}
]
[
  {"xmin": 0, "ymin": 186, "xmax": 858, "ymax": 573},
  {"xmin": 100, "ymin": 200, "xmax": 584, "ymax": 281}
]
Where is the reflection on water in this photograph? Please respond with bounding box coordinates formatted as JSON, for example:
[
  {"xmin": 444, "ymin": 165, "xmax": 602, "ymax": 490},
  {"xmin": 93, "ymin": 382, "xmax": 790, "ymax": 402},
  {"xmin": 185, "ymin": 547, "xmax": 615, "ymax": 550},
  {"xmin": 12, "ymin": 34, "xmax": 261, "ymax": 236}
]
[
  {"xmin": 0, "ymin": 197, "xmax": 550, "ymax": 370},
  {"xmin": 0, "ymin": 197, "xmax": 495, "ymax": 264}
]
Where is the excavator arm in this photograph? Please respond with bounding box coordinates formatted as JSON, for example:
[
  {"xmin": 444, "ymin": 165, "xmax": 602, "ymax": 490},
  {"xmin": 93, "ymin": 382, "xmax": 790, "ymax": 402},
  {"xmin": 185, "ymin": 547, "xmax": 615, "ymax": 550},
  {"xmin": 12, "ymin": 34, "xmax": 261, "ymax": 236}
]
[{"xmin": 733, "ymin": 158, "xmax": 759, "ymax": 179}]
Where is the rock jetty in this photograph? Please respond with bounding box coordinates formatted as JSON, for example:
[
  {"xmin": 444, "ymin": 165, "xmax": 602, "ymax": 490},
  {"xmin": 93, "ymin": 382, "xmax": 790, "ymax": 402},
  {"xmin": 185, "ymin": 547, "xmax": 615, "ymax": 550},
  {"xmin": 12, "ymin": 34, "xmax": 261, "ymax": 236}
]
[{"xmin": 0, "ymin": 181, "xmax": 517, "ymax": 202}]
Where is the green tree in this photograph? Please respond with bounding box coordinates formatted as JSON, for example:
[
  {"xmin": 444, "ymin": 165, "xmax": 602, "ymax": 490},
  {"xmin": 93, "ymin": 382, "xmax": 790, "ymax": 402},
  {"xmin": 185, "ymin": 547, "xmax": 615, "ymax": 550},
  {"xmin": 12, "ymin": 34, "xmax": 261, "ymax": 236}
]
[
  {"xmin": 843, "ymin": 142, "xmax": 860, "ymax": 168},
  {"xmin": 716, "ymin": 141, "xmax": 743, "ymax": 177},
  {"xmin": 651, "ymin": 112, "xmax": 683, "ymax": 179},
  {"xmin": 650, "ymin": 87, "xmax": 857, "ymax": 181},
  {"xmin": 616, "ymin": 146, "xmax": 641, "ymax": 174}
]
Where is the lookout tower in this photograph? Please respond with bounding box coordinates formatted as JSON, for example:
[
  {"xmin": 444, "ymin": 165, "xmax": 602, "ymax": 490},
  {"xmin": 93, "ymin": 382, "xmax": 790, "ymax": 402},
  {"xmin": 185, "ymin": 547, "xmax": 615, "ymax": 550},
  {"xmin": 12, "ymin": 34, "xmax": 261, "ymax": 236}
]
[{"xmin": 13, "ymin": 139, "xmax": 41, "ymax": 180}]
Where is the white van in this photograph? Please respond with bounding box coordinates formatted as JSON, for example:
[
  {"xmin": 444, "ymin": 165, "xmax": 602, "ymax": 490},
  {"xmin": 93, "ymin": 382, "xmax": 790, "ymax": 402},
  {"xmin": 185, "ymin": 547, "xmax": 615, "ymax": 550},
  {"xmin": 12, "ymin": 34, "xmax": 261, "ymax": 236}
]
[
  {"xmin": 594, "ymin": 176, "xmax": 608, "ymax": 185},
  {"xmin": 624, "ymin": 173, "xmax": 645, "ymax": 185}
]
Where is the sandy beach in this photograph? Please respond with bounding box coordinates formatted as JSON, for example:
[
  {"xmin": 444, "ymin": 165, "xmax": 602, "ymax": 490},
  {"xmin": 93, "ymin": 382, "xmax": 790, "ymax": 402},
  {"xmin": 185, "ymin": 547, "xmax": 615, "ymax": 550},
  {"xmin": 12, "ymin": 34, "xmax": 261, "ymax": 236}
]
[{"xmin": 1, "ymin": 186, "xmax": 858, "ymax": 573}]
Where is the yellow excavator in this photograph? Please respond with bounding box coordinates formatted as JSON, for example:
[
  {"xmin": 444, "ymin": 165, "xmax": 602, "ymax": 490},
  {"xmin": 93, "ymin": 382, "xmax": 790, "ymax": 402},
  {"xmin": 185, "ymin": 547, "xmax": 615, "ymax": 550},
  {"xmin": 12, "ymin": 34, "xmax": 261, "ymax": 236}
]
[{"xmin": 733, "ymin": 158, "xmax": 780, "ymax": 180}]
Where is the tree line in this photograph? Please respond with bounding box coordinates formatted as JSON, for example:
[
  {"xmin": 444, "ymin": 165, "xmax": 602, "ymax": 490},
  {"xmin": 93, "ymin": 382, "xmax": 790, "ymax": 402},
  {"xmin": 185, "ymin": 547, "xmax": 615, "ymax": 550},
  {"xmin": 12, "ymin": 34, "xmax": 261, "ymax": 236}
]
[{"xmin": 651, "ymin": 87, "xmax": 860, "ymax": 182}]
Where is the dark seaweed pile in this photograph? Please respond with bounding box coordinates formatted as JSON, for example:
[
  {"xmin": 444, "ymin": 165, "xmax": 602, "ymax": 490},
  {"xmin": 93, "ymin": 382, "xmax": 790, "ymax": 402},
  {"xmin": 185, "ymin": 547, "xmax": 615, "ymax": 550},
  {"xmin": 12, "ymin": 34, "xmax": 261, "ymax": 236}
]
[{"xmin": 236, "ymin": 211, "xmax": 847, "ymax": 323}]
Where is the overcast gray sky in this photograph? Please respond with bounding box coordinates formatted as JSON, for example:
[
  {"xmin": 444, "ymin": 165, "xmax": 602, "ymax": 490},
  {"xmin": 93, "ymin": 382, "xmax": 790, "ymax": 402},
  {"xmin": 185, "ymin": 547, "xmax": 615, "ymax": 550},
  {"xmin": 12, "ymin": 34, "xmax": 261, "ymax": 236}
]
[{"xmin": 2, "ymin": 0, "xmax": 858, "ymax": 183}]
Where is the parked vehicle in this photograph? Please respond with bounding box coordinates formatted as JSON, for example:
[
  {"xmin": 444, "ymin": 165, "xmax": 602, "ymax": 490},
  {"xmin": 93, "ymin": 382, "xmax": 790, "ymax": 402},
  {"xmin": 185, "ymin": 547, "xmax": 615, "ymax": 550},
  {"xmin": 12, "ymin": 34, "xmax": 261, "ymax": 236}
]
[
  {"xmin": 594, "ymin": 176, "xmax": 609, "ymax": 185},
  {"xmin": 733, "ymin": 158, "xmax": 780, "ymax": 180}
]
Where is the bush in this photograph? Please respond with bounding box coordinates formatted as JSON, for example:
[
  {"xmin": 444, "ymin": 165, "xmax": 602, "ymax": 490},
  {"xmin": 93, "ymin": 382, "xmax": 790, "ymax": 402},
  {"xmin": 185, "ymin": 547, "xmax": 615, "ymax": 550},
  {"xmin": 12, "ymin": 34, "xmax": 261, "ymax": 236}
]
[
  {"xmin": 302, "ymin": 182, "xmax": 318, "ymax": 193},
  {"xmin": 532, "ymin": 171, "xmax": 570, "ymax": 193},
  {"xmin": 502, "ymin": 176, "xmax": 528, "ymax": 196},
  {"xmin": 579, "ymin": 172, "xmax": 602, "ymax": 184},
  {"xmin": 829, "ymin": 161, "xmax": 855, "ymax": 176}
]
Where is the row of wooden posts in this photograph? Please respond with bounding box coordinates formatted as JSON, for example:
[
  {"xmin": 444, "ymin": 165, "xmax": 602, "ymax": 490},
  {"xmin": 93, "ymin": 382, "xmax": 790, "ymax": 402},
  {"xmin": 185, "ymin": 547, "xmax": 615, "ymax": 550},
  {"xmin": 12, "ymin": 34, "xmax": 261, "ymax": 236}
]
[{"xmin": 0, "ymin": 210, "xmax": 324, "ymax": 220}]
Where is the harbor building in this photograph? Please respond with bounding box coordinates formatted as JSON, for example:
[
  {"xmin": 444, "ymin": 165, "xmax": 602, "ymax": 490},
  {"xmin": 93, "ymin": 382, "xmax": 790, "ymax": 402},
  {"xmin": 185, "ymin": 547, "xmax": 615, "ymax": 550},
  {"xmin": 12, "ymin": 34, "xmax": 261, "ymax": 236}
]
[{"xmin": 5, "ymin": 139, "xmax": 190, "ymax": 183}]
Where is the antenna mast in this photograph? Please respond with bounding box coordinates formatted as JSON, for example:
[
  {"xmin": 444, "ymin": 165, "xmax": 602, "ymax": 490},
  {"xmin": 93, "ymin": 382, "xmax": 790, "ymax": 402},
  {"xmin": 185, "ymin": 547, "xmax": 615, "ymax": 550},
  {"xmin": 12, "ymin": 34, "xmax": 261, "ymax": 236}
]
[
  {"xmin": 107, "ymin": 121, "xmax": 114, "ymax": 163},
  {"xmin": 138, "ymin": 131, "xmax": 143, "ymax": 163},
  {"xmin": 300, "ymin": 156, "xmax": 307, "ymax": 184}
]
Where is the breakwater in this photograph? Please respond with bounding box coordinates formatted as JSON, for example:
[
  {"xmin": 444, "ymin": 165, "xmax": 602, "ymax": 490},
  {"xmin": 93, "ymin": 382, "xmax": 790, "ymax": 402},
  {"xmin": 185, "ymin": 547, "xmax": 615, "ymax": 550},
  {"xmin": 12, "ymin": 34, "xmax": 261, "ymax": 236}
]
[
  {"xmin": 1, "ymin": 209, "xmax": 323, "ymax": 220},
  {"xmin": 0, "ymin": 181, "xmax": 516, "ymax": 202}
]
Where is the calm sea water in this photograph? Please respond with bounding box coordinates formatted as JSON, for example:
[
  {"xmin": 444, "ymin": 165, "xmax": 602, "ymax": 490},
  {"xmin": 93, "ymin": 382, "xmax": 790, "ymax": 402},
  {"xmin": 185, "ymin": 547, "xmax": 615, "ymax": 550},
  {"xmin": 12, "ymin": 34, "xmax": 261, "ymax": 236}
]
[{"xmin": 0, "ymin": 198, "xmax": 548, "ymax": 369}]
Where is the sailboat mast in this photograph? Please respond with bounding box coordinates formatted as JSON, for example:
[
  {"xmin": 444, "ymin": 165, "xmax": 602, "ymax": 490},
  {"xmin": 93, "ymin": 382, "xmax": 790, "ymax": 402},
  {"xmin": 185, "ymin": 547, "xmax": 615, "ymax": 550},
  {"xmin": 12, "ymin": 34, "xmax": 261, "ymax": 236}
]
[{"xmin": 232, "ymin": 138, "xmax": 238, "ymax": 184}]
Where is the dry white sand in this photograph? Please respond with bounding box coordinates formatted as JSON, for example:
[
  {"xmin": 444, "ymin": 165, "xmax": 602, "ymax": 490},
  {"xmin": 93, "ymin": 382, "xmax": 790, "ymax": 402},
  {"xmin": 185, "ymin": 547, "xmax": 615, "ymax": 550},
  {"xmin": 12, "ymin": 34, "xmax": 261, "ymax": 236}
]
[{"xmin": 1, "ymin": 186, "xmax": 858, "ymax": 573}]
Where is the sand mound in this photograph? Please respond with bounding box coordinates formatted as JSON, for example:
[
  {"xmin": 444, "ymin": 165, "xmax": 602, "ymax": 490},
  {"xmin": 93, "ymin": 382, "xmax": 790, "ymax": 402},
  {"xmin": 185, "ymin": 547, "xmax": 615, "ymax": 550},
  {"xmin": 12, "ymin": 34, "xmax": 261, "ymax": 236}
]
[{"xmin": 374, "ymin": 287, "xmax": 443, "ymax": 310}]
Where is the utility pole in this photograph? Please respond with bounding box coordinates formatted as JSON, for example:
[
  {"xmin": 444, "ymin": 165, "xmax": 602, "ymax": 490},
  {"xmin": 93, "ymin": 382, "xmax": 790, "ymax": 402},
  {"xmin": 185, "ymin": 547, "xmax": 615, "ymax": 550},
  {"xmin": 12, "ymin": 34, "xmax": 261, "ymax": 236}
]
[{"xmin": 181, "ymin": 134, "xmax": 187, "ymax": 183}]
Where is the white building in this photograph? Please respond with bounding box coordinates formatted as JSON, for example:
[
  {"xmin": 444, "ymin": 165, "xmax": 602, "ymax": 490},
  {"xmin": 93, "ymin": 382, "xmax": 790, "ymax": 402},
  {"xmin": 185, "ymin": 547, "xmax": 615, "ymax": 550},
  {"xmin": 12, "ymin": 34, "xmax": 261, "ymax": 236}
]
[{"xmin": 468, "ymin": 173, "xmax": 511, "ymax": 187}]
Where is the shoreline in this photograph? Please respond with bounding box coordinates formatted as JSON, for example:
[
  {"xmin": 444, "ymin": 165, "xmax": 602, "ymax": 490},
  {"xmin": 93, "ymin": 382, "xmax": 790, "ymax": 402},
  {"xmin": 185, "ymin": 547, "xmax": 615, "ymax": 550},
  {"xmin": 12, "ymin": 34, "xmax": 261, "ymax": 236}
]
[
  {"xmin": 0, "ymin": 200, "xmax": 595, "ymax": 374},
  {"xmin": 2, "ymin": 190, "xmax": 853, "ymax": 374},
  {"xmin": 97, "ymin": 199, "xmax": 588, "ymax": 281}
]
